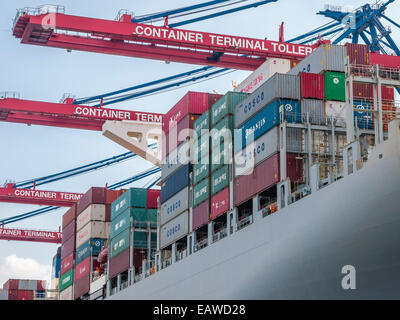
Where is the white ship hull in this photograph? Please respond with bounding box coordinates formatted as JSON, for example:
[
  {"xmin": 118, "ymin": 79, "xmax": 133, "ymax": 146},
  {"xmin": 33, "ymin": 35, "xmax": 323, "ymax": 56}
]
[{"xmin": 109, "ymin": 122, "xmax": 400, "ymax": 300}]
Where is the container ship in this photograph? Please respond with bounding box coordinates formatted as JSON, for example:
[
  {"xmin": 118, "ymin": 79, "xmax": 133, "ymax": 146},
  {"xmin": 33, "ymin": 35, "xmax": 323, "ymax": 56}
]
[{"xmin": 56, "ymin": 43, "xmax": 400, "ymax": 300}]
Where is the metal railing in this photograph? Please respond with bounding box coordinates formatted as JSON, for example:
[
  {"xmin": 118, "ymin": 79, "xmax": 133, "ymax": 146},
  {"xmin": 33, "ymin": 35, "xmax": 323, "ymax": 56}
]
[
  {"xmin": 0, "ymin": 91, "xmax": 20, "ymax": 100},
  {"xmin": 350, "ymin": 64, "xmax": 400, "ymax": 81},
  {"xmin": 115, "ymin": 9, "xmax": 135, "ymax": 21},
  {"xmin": 13, "ymin": 5, "xmax": 65, "ymax": 30},
  {"xmin": 176, "ymin": 249, "xmax": 187, "ymax": 262},
  {"xmin": 193, "ymin": 238, "xmax": 208, "ymax": 252},
  {"xmin": 134, "ymin": 274, "xmax": 142, "ymax": 283},
  {"xmin": 237, "ymin": 215, "xmax": 253, "ymax": 231},
  {"xmin": 212, "ymin": 228, "xmax": 228, "ymax": 243},
  {"xmin": 162, "ymin": 257, "xmax": 172, "ymax": 269}
]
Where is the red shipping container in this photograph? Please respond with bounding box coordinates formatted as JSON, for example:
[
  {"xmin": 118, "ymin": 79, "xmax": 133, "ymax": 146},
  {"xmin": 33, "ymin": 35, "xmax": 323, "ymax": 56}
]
[
  {"xmin": 3, "ymin": 279, "xmax": 18, "ymax": 290},
  {"xmin": 75, "ymin": 256, "xmax": 90, "ymax": 282},
  {"xmin": 353, "ymin": 83, "xmax": 394, "ymax": 101},
  {"xmin": 133, "ymin": 248, "xmax": 147, "ymax": 268},
  {"xmin": 300, "ymin": 73, "xmax": 324, "ymax": 100},
  {"xmin": 211, "ymin": 187, "xmax": 230, "ymax": 220},
  {"xmin": 37, "ymin": 280, "xmax": 46, "ymax": 291},
  {"xmin": 163, "ymin": 92, "xmax": 221, "ymax": 134},
  {"xmin": 7, "ymin": 289, "xmax": 18, "ymax": 300},
  {"xmin": 77, "ymin": 187, "xmax": 107, "ymax": 215},
  {"xmin": 60, "ymin": 252, "xmax": 74, "ymax": 276},
  {"xmin": 147, "ymin": 189, "xmax": 161, "ymax": 208},
  {"xmin": 345, "ymin": 43, "xmax": 370, "ymax": 65},
  {"xmin": 62, "ymin": 204, "xmax": 77, "ymax": 229},
  {"xmin": 17, "ymin": 290, "xmax": 34, "ymax": 301},
  {"xmin": 62, "ymin": 220, "xmax": 76, "ymax": 244},
  {"xmin": 74, "ymin": 274, "xmax": 90, "ymax": 300},
  {"xmin": 106, "ymin": 189, "xmax": 124, "ymax": 205},
  {"xmin": 234, "ymin": 153, "xmax": 303, "ymax": 207},
  {"xmin": 163, "ymin": 114, "xmax": 200, "ymax": 158},
  {"xmin": 192, "ymin": 199, "xmax": 210, "ymax": 231},
  {"xmin": 61, "ymin": 235, "xmax": 75, "ymax": 260},
  {"xmin": 108, "ymin": 248, "xmax": 130, "ymax": 279},
  {"xmin": 370, "ymin": 52, "xmax": 400, "ymax": 69}
]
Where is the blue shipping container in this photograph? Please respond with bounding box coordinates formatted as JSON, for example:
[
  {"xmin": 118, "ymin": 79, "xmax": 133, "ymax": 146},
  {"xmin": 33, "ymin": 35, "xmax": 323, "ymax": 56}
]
[
  {"xmin": 234, "ymin": 99, "xmax": 301, "ymax": 152},
  {"xmin": 76, "ymin": 238, "xmax": 105, "ymax": 265},
  {"xmin": 161, "ymin": 164, "xmax": 192, "ymax": 203},
  {"xmin": 354, "ymin": 100, "xmax": 373, "ymax": 130}
]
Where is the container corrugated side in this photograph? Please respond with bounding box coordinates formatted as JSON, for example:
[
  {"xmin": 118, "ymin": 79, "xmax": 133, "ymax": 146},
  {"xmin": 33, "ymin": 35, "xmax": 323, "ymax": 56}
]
[
  {"xmin": 75, "ymin": 256, "xmax": 91, "ymax": 282},
  {"xmin": 76, "ymin": 238, "xmax": 105, "ymax": 265},
  {"xmin": 147, "ymin": 189, "xmax": 160, "ymax": 209},
  {"xmin": 62, "ymin": 204, "xmax": 77, "ymax": 229},
  {"xmin": 345, "ymin": 43, "xmax": 370, "ymax": 65},
  {"xmin": 160, "ymin": 211, "xmax": 189, "ymax": 249},
  {"xmin": 18, "ymin": 280, "xmax": 37, "ymax": 291},
  {"xmin": 300, "ymin": 73, "xmax": 324, "ymax": 100},
  {"xmin": 61, "ymin": 235, "xmax": 75, "ymax": 260},
  {"xmin": 59, "ymin": 269, "xmax": 74, "ymax": 292},
  {"xmin": 210, "ymin": 115, "xmax": 234, "ymax": 151},
  {"xmin": 192, "ymin": 199, "xmax": 210, "ymax": 231},
  {"xmin": 59, "ymin": 285, "xmax": 73, "ymax": 300},
  {"xmin": 324, "ymin": 72, "xmax": 346, "ymax": 102},
  {"xmin": 161, "ymin": 186, "xmax": 189, "ymax": 225},
  {"xmin": 74, "ymin": 274, "xmax": 90, "ymax": 299},
  {"xmin": 77, "ymin": 187, "xmax": 107, "ymax": 215},
  {"xmin": 110, "ymin": 228, "xmax": 130, "ymax": 259},
  {"xmin": 161, "ymin": 140, "xmax": 191, "ymax": 181},
  {"xmin": 301, "ymin": 99, "xmax": 326, "ymax": 125},
  {"xmin": 211, "ymin": 92, "xmax": 248, "ymax": 126},
  {"xmin": 108, "ymin": 248, "xmax": 130, "ymax": 279},
  {"xmin": 193, "ymin": 178, "xmax": 210, "ymax": 207},
  {"xmin": 211, "ymin": 187, "xmax": 230, "ymax": 220},
  {"xmin": 76, "ymin": 204, "xmax": 107, "ymax": 232},
  {"xmin": 0, "ymin": 290, "xmax": 8, "ymax": 301},
  {"xmin": 194, "ymin": 133, "xmax": 210, "ymax": 162},
  {"xmin": 60, "ymin": 252, "xmax": 74, "ymax": 276},
  {"xmin": 160, "ymin": 164, "xmax": 191, "ymax": 203},
  {"xmin": 76, "ymin": 221, "xmax": 107, "ymax": 248},
  {"xmin": 193, "ymin": 157, "xmax": 210, "ymax": 185},
  {"xmin": 17, "ymin": 290, "xmax": 34, "ymax": 300},
  {"xmin": 211, "ymin": 140, "xmax": 232, "ymax": 173},
  {"xmin": 211, "ymin": 165, "xmax": 230, "ymax": 196},
  {"xmin": 111, "ymin": 188, "xmax": 147, "ymax": 220},
  {"xmin": 62, "ymin": 219, "xmax": 76, "ymax": 244},
  {"xmin": 370, "ymin": 52, "xmax": 400, "ymax": 68},
  {"xmin": 234, "ymin": 73, "xmax": 300, "ymax": 128},
  {"xmin": 194, "ymin": 110, "xmax": 210, "ymax": 138},
  {"xmin": 110, "ymin": 208, "xmax": 131, "ymax": 239},
  {"xmin": 325, "ymin": 101, "xmax": 346, "ymax": 127}
]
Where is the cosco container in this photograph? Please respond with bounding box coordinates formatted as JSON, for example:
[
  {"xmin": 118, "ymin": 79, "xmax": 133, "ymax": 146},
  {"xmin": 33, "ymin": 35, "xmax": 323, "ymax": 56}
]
[
  {"xmin": 234, "ymin": 153, "xmax": 303, "ymax": 206},
  {"xmin": 76, "ymin": 204, "xmax": 109, "ymax": 232},
  {"xmin": 211, "ymin": 165, "xmax": 230, "ymax": 196},
  {"xmin": 161, "ymin": 164, "xmax": 191, "ymax": 203},
  {"xmin": 300, "ymin": 73, "xmax": 324, "ymax": 100},
  {"xmin": 61, "ymin": 235, "xmax": 75, "ymax": 260},
  {"xmin": 18, "ymin": 280, "xmax": 37, "ymax": 291},
  {"xmin": 193, "ymin": 178, "xmax": 210, "ymax": 207},
  {"xmin": 59, "ymin": 269, "xmax": 74, "ymax": 292},
  {"xmin": 161, "ymin": 186, "xmax": 189, "ymax": 225},
  {"xmin": 111, "ymin": 188, "xmax": 147, "ymax": 220},
  {"xmin": 302, "ymin": 99, "xmax": 326, "ymax": 125},
  {"xmin": 234, "ymin": 99, "xmax": 301, "ymax": 152},
  {"xmin": 59, "ymin": 285, "xmax": 73, "ymax": 300},
  {"xmin": 211, "ymin": 187, "xmax": 230, "ymax": 220},
  {"xmin": 163, "ymin": 92, "xmax": 221, "ymax": 134},
  {"xmin": 76, "ymin": 238, "xmax": 105, "ymax": 265},
  {"xmin": 62, "ymin": 220, "xmax": 76, "ymax": 244},
  {"xmin": 211, "ymin": 92, "xmax": 247, "ymax": 126},
  {"xmin": 345, "ymin": 43, "xmax": 370, "ymax": 65},
  {"xmin": 160, "ymin": 210, "xmax": 189, "ymax": 249},
  {"xmin": 76, "ymin": 221, "xmax": 107, "ymax": 248},
  {"xmin": 161, "ymin": 141, "xmax": 192, "ymax": 181},
  {"xmin": 74, "ymin": 274, "xmax": 90, "ymax": 299},
  {"xmin": 194, "ymin": 110, "xmax": 210, "ymax": 138},
  {"xmin": 60, "ymin": 253, "xmax": 74, "ymax": 276},
  {"xmin": 234, "ymin": 73, "xmax": 300, "ymax": 128},
  {"xmin": 62, "ymin": 204, "xmax": 77, "ymax": 229},
  {"xmin": 324, "ymin": 72, "xmax": 346, "ymax": 102},
  {"xmin": 193, "ymin": 158, "xmax": 210, "ymax": 185},
  {"xmin": 77, "ymin": 187, "xmax": 107, "ymax": 214},
  {"xmin": 354, "ymin": 100, "xmax": 373, "ymax": 130},
  {"xmin": 110, "ymin": 228, "xmax": 130, "ymax": 259},
  {"xmin": 288, "ymin": 44, "xmax": 346, "ymax": 75},
  {"xmin": 147, "ymin": 189, "xmax": 160, "ymax": 209},
  {"xmin": 192, "ymin": 199, "xmax": 210, "ymax": 231}
]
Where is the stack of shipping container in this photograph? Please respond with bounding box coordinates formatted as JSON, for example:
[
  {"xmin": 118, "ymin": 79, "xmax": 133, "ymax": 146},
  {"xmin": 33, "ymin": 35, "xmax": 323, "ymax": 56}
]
[
  {"xmin": 159, "ymin": 92, "xmax": 220, "ymax": 258},
  {"xmin": 1, "ymin": 279, "xmax": 46, "ymax": 300},
  {"xmin": 50, "ymin": 247, "xmax": 61, "ymax": 298},
  {"xmin": 108, "ymin": 188, "xmax": 160, "ymax": 285}
]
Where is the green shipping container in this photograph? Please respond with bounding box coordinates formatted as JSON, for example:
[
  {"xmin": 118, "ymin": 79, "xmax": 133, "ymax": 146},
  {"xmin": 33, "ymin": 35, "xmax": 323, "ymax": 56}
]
[
  {"xmin": 324, "ymin": 72, "xmax": 346, "ymax": 102},
  {"xmin": 110, "ymin": 228, "xmax": 130, "ymax": 259},
  {"xmin": 59, "ymin": 269, "xmax": 74, "ymax": 292},
  {"xmin": 211, "ymin": 92, "xmax": 247, "ymax": 126},
  {"xmin": 211, "ymin": 142, "xmax": 232, "ymax": 173},
  {"xmin": 211, "ymin": 115, "xmax": 234, "ymax": 150},
  {"xmin": 194, "ymin": 133, "xmax": 210, "ymax": 162},
  {"xmin": 133, "ymin": 232, "xmax": 157, "ymax": 249},
  {"xmin": 147, "ymin": 209, "xmax": 158, "ymax": 227},
  {"xmin": 193, "ymin": 178, "xmax": 210, "ymax": 207},
  {"xmin": 193, "ymin": 156, "xmax": 210, "ymax": 185},
  {"xmin": 194, "ymin": 110, "xmax": 210, "ymax": 138},
  {"xmin": 111, "ymin": 188, "xmax": 147, "ymax": 220},
  {"xmin": 211, "ymin": 165, "xmax": 230, "ymax": 196},
  {"xmin": 110, "ymin": 207, "xmax": 155, "ymax": 239},
  {"xmin": 110, "ymin": 209, "xmax": 131, "ymax": 239}
]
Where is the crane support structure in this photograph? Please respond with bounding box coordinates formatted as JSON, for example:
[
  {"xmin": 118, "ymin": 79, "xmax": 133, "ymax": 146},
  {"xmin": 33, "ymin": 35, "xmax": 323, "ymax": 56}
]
[
  {"xmin": 12, "ymin": 9, "xmax": 314, "ymax": 70},
  {"xmin": 0, "ymin": 184, "xmax": 83, "ymax": 207},
  {"xmin": 0, "ymin": 227, "xmax": 62, "ymax": 244}
]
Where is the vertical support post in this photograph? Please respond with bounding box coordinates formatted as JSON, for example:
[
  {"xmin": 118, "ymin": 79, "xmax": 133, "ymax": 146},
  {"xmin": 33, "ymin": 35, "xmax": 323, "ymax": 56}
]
[
  {"xmin": 346, "ymin": 74, "xmax": 355, "ymax": 144},
  {"xmin": 171, "ymin": 243, "xmax": 177, "ymax": 264},
  {"xmin": 376, "ymin": 65, "xmax": 384, "ymax": 144},
  {"xmin": 280, "ymin": 123, "xmax": 287, "ymax": 182},
  {"xmin": 207, "ymin": 221, "xmax": 214, "ymax": 245},
  {"xmin": 330, "ymin": 116, "xmax": 336, "ymax": 183},
  {"xmin": 306, "ymin": 112, "xmax": 312, "ymax": 187}
]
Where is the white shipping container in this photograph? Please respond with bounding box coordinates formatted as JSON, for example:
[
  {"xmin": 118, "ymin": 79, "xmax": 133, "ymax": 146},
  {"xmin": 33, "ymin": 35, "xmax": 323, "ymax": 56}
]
[
  {"xmin": 160, "ymin": 187, "xmax": 189, "ymax": 225},
  {"xmin": 18, "ymin": 279, "xmax": 37, "ymax": 291},
  {"xmin": 59, "ymin": 285, "xmax": 74, "ymax": 300},
  {"xmin": 235, "ymin": 58, "xmax": 291, "ymax": 94},
  {"xmin": 76, "ymin": 204, "xmax": 107, "ymax": 232},
  {"xmin": 105, "ymin": 222, "xmax": 111, "ymax": 239},
  {"xmin": 325, "ymin": 100, "xmax": 347, "ymax": 127},
  {"xmin": 160, "ymin": 211, "xmax": 189, "ymax": 249},
  {"xmin": 76, "ymin": 221, "xmax": 107, "ymax": 248}
]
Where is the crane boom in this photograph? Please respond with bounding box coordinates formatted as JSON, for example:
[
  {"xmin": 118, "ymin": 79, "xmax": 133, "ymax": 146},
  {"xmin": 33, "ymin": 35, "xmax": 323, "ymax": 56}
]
[{"xmin": 0, "ymin": 227, "xmax": 62, "ymax": 244}]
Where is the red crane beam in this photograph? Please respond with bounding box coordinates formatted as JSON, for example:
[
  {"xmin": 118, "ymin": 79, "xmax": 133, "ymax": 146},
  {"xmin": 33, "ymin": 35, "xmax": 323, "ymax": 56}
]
[
  {"xmin": 0, "ymin": 185, "xmax": 83, "ymax": 207},
  {"xmin": 12, "ymin": 12, "xmax": 315, "ymax": 70},
  {"xmin": 0, "ymin": 227, "xmax": 62, "ymax": 244},
  {"xmin": 0, "ymin": 98, "xmax": 163, "ymax": 130}
]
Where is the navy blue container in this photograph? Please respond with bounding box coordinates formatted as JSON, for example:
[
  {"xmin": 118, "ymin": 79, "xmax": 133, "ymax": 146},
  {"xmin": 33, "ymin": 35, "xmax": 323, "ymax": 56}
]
[
  {"xmin": 234, "ymin": 99, "xmax": 301, "ymax": 152},
  {"xmin": 354, "ymin": 100, "xmax": 373, "ymax": 130},
  {"xmin": 161, "ymin": 164, "xmax": 192, "ymax": 203}
]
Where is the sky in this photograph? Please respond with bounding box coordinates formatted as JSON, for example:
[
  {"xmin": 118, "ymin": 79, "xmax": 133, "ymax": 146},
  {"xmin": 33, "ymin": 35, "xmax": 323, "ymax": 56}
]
[{"xmin": 0, "ymin": 0, "xmax": 399, "ymax": 289}]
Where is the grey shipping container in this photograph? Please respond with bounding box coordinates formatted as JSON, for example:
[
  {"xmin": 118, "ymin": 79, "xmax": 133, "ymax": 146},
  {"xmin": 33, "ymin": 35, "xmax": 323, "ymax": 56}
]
[
  {"xmin": 161, "ymin": 164, "xmax": 191, "ymax": 203},
  {"xmin": 160, "ymin": 186, "xmax": 190, "ymax": 225},
  {"xmin": 0, "ymin": 290, "xmax": 8, "ymax": 300},
  {"xmin": 161, "ymin": 141, "xmax": 192, "ymax": 181},
  {"xmin": 288, "ymin": 44, "xmax": 346, "ymax": 75},
  {"xmin": 301, "ymin": 99, "xmax": 326, "ymax": 125},
  {"xmin": 160, "ymin": 210, "xmax": 189, "ymax": 249},
  {"xmin": 234, "ymin": 73, "xmax": 300, "ymax": 128},
  {"xmin": 18, "ymin": 280, "xmax": 37, "ymax": 291}
]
